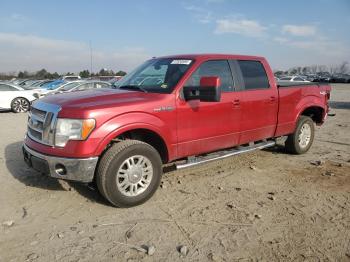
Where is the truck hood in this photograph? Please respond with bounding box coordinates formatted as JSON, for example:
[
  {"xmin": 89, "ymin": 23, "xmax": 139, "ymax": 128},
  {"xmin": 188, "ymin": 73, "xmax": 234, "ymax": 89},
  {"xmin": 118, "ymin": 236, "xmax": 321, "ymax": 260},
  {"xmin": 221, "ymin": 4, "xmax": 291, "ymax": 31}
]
[{"xmin": 37, "ymin": 88, "xmax": 165, "ymax": 113}]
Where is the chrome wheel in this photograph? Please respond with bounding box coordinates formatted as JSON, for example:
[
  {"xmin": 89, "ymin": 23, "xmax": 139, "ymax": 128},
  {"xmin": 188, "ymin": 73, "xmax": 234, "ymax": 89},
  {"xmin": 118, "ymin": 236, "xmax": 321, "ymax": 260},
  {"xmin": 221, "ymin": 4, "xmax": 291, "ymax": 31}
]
[
  {"xmin": 12, "ymin": 98, "xmax": 29, "ymax": 113},
  {"xmin": 116, "ymin": 155, "xmax": 153, "ymax": 197},
  {"xmin": 298, "ymin": 123, "xmax": 311, "ymax": 148}
]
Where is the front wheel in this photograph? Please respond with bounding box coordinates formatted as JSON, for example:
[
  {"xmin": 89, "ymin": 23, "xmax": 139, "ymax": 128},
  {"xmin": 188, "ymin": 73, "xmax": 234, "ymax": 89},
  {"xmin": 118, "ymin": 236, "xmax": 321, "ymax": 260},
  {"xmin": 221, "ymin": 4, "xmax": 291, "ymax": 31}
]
[
  {"xmin": 11, "ymin": 97, "xmax": 30, "ymax": 113},
  {"xmin": 285, "ymin": 116, "xmax": 315, "ymax": 154},
  {"xmin": 96, "ymin": 140, "xmax": 163, "ymax": 207}
]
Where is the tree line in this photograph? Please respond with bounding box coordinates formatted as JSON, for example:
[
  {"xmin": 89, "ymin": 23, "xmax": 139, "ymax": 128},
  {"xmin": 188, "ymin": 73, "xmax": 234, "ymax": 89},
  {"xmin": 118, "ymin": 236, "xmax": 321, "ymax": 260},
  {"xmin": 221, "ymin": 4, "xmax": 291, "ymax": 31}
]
[
  {"xmin": 0, "ymin": 68, "xmax": 127, "ymax": 81},
  {"xmin": 274, "ymin": 61, "xmax": 349, "ymax": 76}
]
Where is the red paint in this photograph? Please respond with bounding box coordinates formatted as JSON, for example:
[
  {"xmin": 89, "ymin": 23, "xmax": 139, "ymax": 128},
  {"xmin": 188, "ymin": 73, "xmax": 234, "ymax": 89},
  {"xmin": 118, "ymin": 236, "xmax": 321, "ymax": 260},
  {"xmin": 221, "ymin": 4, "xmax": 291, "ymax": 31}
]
[
  {"xmin": 24, "ymin": 54, "xmax": 331, "ymax": 162},
  {"xmin": 200, "ymin": 76, "xmax": 221, "ymax": 88}
]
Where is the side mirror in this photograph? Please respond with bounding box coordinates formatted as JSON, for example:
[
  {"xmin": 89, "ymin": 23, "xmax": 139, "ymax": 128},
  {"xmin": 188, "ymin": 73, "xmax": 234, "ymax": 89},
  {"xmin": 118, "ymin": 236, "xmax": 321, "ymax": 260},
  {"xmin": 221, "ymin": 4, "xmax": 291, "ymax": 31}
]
[{"xmin": 199, "ymin": 76, "xmax": 221, "ymax": 102}]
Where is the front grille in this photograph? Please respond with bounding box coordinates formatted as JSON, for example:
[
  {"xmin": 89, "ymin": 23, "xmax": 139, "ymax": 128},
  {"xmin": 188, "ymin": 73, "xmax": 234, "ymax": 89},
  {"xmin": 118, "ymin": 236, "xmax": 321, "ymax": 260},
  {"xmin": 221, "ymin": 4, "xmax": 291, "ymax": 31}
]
[
  {"xmin": 28, "ymin": 126, "xmax": 42, "ymax": 141},
  {"xmin": 30, "ymin": 107, "xmax": 46, "ymax": 120},
  {"xmin": 27, "ymin": 101, "xmax": 61, "ymax": 146}
]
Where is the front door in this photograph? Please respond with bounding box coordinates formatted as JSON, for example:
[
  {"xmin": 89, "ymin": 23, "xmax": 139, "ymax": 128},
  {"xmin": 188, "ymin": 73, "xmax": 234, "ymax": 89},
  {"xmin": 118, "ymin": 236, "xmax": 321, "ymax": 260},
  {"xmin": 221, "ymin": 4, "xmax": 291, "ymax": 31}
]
[{"xmin": 176, "ymin": 60, "xmax": 242, "ymax": 158}]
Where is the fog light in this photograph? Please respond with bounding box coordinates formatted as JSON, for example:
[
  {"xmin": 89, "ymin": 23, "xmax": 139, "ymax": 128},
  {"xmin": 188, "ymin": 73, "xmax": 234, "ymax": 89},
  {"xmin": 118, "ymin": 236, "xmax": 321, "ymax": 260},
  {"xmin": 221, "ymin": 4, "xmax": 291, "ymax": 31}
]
[{"xmin": 55, "ymin": 164, "xmax": 67, "ymax": 176}]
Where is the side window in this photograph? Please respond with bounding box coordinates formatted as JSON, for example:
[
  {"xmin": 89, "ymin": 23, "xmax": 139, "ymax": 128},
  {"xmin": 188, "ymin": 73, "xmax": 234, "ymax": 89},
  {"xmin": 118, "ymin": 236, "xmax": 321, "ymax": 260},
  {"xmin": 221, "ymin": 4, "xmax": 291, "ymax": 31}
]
[
  {"xmin": 0, "ymin": 84, "xmax": 7, "ymax": 91},
  {"xmin": 0, "ymin": 84, "xmax": 16, "ymax": 91},
  {"xmin": 94, "ymin": 83, "xmax": 109, "ymax": 88},
  {"xmin": 238, "ymin": 60, "xmax": 269, "ymax": 90},
  {"xmin": 77, "ymin": 83, "xmax": 93, "ymax": 91},
  {"xmin": 184, "ymin": 60, "xmax": 234, "ymax": 92}
]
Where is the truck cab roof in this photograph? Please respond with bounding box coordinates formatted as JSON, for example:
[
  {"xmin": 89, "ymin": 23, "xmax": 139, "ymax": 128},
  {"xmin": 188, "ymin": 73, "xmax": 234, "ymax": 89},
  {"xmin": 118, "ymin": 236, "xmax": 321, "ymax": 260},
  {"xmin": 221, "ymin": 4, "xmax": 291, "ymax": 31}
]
[{"xmin": 157, "ymin": 53, "xmax": 265, "ymax": 61}]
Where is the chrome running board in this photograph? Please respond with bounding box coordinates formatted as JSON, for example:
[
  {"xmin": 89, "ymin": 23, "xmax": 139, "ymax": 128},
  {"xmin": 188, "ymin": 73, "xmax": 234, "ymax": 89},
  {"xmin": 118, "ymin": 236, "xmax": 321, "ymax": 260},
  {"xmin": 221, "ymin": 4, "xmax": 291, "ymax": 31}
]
[{"xmin": 176, "ymin": 140, "xmax": 276, "ymax": 170}]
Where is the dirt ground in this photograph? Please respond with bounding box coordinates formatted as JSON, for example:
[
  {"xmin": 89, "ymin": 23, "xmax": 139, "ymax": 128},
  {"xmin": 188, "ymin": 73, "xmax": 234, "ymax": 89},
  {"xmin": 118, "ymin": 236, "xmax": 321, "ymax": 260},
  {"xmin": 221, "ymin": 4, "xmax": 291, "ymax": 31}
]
[{"xmin": 0, "ymin": 84, "xmax": 349, "ymax": 262}]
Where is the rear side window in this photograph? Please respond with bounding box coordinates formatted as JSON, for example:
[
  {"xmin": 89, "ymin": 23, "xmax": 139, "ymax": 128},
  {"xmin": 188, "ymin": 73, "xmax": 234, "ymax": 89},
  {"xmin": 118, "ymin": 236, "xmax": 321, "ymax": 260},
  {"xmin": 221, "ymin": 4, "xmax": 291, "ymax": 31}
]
[
  {"xmin": 184, "ymin": 60, "xmax": 234, "ymax": 92},
  {"xmin": 95, "ymin": 82, "xmax": 110, "ymax": 88},
  {"xmin": 77, "ymin": 83, "xmax": 94, "ymax": 91},
  {"xmin": 238, "ymin": 60, "xmax": 269, "ymax": 90},
  {"xmin": 0, "ymin": 84, "xmax": 17, "ymax": 91}
]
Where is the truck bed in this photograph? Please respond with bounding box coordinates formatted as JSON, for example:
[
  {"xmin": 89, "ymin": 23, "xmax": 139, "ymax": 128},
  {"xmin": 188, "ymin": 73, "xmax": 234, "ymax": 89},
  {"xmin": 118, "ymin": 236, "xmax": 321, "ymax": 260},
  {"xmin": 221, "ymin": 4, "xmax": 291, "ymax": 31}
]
[{"xmin": 277, "ymin": 81, "xmax": 321, "ymax": 88}]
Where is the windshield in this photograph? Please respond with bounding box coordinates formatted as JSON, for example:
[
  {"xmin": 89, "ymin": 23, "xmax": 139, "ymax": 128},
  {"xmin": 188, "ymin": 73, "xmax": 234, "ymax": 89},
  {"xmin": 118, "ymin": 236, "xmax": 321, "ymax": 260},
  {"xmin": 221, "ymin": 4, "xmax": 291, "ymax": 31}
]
[
  {"xmin": 20, "ymin": 85, "xmax": 33, "ymax": 90},
  {"xmin": 280, "ymin": 77, "xmax": 292, "ymax": 80},
  {"xmin": 114, "ymin": 58, "xmax": 194, "ymax": 93},
  {"xmin": 61, "ymin": 82, "xmax": 83, "ymax": 91},
  {"xmin": 46, "ymin": 81, "xmax": 65, "ymax": 90}
]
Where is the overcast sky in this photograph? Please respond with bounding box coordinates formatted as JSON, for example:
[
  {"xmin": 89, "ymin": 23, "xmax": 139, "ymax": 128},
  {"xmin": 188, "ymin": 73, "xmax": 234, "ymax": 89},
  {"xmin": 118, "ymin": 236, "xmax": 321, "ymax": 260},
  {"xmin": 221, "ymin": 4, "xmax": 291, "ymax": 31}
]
[{"xmin": 0, "ymin": 0, "xmax": 349, "ymax": 73}]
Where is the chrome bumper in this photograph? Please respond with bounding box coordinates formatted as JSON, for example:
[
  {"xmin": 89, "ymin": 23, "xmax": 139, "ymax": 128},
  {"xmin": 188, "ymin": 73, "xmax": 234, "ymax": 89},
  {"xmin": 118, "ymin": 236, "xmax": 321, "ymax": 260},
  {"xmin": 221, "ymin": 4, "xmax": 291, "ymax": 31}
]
[{"xmin": 22, "ymin": 144, "xmax": 98, "ymax": 183}]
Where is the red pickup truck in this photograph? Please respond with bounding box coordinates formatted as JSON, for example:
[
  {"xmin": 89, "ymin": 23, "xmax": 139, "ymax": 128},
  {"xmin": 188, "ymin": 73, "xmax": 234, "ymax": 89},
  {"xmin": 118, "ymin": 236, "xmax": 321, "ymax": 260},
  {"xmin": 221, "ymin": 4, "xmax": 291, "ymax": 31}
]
[{"xmin": 23, "ymin": 54, "xmax": 331, "ymax": 207}]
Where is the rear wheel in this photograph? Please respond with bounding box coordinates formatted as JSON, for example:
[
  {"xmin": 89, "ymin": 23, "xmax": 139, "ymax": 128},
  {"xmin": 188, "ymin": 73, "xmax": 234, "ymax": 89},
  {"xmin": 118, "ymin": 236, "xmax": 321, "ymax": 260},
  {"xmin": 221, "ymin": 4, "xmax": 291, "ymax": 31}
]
[
  {"xmin": 96, "ymin": 140, "xmax": 162, "ymax": 207},
  {"xmin": 11, "ymin": 97, "xmax": 30, "ymax": 113},
  {"xmin": 285, "ymin": 116, "xmax": 315, "ymax": 154}
]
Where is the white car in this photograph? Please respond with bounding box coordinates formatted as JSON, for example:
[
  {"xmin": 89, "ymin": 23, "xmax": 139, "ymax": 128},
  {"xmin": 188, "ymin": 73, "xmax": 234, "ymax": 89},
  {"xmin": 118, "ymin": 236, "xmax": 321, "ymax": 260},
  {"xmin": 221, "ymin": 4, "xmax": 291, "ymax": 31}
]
[
  {"xmin": 279, "ymin": 76, "xmax": 310, "ymax": 82},
  {"xmin": 0, "ymin": 83, "xmax": 37, "ymax": 113}
]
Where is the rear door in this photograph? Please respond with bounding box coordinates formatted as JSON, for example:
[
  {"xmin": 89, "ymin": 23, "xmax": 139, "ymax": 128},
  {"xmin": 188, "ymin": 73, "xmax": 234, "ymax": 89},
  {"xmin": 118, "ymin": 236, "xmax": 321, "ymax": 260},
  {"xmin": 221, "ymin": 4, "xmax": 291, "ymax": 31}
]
[
  {"xmin": 176, "ymin": 60, "xmax": 242, "ymax": 158},
  {"xmin": 0, "ymin": 84, "xmax": 17, "ymax": 109},
  {"xmin": 236, "ymin": 60, "xmax": 278, "ymax": 144}
]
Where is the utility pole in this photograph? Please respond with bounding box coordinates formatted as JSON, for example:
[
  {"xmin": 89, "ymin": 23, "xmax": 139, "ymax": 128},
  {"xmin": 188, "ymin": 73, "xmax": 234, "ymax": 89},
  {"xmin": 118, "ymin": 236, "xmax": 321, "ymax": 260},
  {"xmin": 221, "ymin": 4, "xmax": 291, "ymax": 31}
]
[{"xmin": 89, "ymin": 41, "xmax": 93, "ymax": 76}]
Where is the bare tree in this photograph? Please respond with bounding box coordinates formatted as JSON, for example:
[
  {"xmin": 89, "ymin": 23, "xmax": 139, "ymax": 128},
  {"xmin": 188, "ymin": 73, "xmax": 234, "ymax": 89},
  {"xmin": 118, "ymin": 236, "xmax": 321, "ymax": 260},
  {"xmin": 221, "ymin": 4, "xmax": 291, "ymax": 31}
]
[
  {"xmin": 328, "ymin": 65, "xmax": 337, "ymax": 75},
  {"xmin": 302, "ymin": 66, "xmax": 310, "ymax": 74},
  {"xmin": 310, "ymin": 65, "xmax": 317, "ymax": 74},
  {"xmin": 318, "ymin": 65, "xmax": 327, "ymax": 73},
  {"xmin": 338, "ymin": 61, "xmax": 349, "ymax": 74}
]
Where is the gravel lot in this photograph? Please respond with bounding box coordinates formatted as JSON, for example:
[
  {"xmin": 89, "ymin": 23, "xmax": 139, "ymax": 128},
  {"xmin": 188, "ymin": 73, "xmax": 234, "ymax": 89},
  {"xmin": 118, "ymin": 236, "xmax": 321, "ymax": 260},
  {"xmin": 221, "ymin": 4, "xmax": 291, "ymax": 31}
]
[{"xmin": 0, "ymin": 84, "xmax": 349, "ymax": 262}]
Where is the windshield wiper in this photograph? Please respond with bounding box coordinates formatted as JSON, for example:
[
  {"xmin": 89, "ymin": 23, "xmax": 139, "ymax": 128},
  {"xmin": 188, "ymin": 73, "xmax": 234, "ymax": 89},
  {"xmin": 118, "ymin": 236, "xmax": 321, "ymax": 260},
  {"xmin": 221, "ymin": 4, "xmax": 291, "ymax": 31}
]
[{"xmin": 118, "ymin": 85, "xmax": 148, "ymax": 93}]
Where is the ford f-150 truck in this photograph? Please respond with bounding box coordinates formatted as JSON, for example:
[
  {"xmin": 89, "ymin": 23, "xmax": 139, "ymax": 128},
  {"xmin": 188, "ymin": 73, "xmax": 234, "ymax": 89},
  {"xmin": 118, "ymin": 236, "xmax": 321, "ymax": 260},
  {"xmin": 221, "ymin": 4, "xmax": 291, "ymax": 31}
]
[{"xmin": 23, "ymin": 54, "xmax": 331, "ymax": 207}]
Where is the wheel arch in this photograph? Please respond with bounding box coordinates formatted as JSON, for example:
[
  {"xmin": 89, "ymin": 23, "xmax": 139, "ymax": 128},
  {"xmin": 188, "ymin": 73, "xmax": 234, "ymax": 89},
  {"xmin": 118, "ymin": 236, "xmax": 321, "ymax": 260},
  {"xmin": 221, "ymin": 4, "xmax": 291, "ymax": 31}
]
[
  {"xmin": 95, "ymin": 124, "xmax": 170, "ymax": 164},
  {"xmin": 11, "ymin": 96, "xmax": 30, "ymax": 104},
  {"xmin": 298, "ymin": 105, "xmax": 325, "ymax": 125}
]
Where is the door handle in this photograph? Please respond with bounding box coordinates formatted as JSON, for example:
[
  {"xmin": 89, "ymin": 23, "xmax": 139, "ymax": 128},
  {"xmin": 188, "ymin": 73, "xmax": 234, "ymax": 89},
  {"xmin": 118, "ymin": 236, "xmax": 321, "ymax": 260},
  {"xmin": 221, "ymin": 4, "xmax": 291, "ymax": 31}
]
[
  {"xmin": 233, "ymin": 99, "xmax": 240, "ymax": 106},
  {"xmin": 270, "ymin": 96, "xmax": 276, "ymax": 102}
]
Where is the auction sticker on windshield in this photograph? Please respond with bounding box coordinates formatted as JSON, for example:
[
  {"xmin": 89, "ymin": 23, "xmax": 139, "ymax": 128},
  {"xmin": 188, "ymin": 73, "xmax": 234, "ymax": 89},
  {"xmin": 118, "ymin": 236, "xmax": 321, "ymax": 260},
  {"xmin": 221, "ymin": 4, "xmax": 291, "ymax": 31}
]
[{"xmin": 171, "ymin": 60, "xmax": 192, "ymax": 65}]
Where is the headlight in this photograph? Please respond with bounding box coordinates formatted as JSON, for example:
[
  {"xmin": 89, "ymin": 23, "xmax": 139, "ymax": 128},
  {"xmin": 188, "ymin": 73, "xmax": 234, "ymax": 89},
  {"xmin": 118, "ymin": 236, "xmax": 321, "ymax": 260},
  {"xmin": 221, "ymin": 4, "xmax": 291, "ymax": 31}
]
[{"xmin": 55, "ymin": 118, "xmax": 95, "ymax": 147}]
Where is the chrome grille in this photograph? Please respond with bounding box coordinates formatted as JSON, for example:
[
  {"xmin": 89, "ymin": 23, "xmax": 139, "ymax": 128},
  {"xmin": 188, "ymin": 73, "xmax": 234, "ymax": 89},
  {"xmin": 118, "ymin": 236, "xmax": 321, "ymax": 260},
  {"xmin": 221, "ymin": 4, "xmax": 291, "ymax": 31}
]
[
  {"xmin": 28, "ymin": 126, "xmax": 42, "ymax": 140},
  {"xmin": 30, "ymin": 107, "xmax": 46, "ymax": 119},
  {"xmin": 27, "ymin": 101, "xmax": 61, "ymax": 146}
]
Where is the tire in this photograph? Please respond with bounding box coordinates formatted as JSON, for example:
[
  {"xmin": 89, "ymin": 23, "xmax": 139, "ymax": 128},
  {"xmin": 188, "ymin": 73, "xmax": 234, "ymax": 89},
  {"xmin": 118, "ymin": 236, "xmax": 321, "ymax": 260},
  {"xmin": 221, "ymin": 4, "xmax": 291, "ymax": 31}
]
[
  {"xmin": 11, "ymin": 97, "xmax": 30, "ymax": 113},
  {"xmin": 96, "ymin": 140, "xmax": 163, "ymax": 207},
  {"xmin": 285, "ymin": 116, "xmax": 315, "ymax": 154}
]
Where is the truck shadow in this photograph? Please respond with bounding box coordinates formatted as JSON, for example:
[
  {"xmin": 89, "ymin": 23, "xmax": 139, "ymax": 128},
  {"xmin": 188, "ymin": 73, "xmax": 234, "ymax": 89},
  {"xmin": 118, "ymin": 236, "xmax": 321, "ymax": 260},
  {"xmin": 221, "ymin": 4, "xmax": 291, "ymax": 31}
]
[
  {"xmin": 262, "ymin": 144, "xmax": 289, "ymax": 154},
  {"xmin": 5, "ymin": 141, "xmax": 109, "ymax": 206}
]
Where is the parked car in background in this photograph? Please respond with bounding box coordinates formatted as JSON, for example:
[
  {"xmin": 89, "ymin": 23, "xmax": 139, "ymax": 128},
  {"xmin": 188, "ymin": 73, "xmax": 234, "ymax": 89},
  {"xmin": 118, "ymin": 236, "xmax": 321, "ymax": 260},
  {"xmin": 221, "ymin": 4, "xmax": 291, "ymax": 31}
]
[
  {"xmin": 279, "ymin": 76, "xmax": 310, "ymax": 82},
  {"xmin": 61, "ymin": 75, "xmax": 81, "ymax": 81},
  {"xmin": 91, "ymin": 76, "xmax": 122, "ymax": 82},
  {"xmin": 37, "ymin": 81, "xmax": 83, "ymax": 97},
  {"xmin": 30, "ymin": 80, "xmax": 55, "ymax": 88},
  {"xmin": 330, "ymin": 74, "xmax": 350, "ymax": 83},
  {"xmin": 10, "ymin": 79, "xmax": 28, "ymax": 86},
  {"xmin": 18, "ymin": 79, "xmax": 39, "ymax": 87},
  {"xmin": 313, "ymin": 76, "xmax": 331, "ymax": 82},
  {"xmin": 51, "ymin": 81, "xmax": 111, "ymax": 94},
  {"xmin": 0, "ymin": 83, "xmax": 37, "ymax": 113},
  {"xmin": 37, "ymin": 81, "xmax": 111, "ymax": 97},
  {"xmin": 41, "ymin": 79, "xmax": 65, "ymax": 90},
  {"xmin": 109, "ymin": 77, "xmax": 123, "ymax": 88}
]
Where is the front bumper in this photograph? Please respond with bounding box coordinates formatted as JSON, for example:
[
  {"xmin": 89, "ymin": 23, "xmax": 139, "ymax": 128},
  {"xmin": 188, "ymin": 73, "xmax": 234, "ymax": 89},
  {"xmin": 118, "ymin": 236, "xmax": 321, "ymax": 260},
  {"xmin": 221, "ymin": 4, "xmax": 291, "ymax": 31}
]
[{"xmin": 22, "ymin": 144, "xmax": 98, "ymax": 183}]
